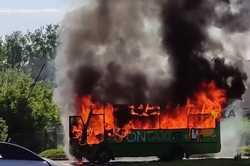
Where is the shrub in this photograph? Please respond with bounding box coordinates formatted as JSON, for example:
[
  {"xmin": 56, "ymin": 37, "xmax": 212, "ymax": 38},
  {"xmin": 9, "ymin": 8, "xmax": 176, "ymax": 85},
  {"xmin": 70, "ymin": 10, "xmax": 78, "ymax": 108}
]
[
  {"xmin": 0, "ymin": 117, "xmax": 8, "ymax": 142},
  {"xmin": 241, "ymin": 145, "xmax": 250, "ymax": 156},
  {"xmin": 0, "ymin": 70, "xmax": 60, "ymax": 152},
  {"xmin": 39, "ymin": 147, "xmax": 67, "ymax": 160}
]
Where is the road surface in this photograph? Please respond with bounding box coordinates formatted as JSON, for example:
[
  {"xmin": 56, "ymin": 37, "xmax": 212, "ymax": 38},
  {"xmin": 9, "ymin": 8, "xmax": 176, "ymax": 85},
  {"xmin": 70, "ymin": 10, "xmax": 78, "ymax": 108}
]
[{"xmin": 56, "ymin": 157, "xmax": 250, "ymax": 166}]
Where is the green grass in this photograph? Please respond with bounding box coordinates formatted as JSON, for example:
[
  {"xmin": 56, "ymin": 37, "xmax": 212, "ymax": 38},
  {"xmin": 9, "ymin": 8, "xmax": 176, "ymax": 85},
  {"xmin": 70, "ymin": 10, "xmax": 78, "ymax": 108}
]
[{"xmin": 39, "ymin": 147, "xmax": 67, "ymax": 160}]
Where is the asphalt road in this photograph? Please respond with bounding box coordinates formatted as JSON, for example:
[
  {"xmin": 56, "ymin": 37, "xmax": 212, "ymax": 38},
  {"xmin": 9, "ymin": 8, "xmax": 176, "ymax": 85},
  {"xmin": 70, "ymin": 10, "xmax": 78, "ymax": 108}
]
[{"xmin": 56, "ymin": 158, "xmax": 250, "ymax": 166}]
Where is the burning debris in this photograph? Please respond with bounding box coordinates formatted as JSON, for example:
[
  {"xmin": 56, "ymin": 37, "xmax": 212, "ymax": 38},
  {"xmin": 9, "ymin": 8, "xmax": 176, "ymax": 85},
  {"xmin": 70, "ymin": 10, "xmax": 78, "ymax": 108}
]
[{"xmin": 55, "ymin": 0, "xmax": 248, "ymax": 154}]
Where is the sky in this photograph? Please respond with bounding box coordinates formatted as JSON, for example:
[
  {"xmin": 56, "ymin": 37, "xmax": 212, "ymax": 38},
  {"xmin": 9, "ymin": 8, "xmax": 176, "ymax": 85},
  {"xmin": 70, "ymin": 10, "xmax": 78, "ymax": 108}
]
[{"xmin": 0, "ymin": 0, "xmax": 69, "ymax": 36}]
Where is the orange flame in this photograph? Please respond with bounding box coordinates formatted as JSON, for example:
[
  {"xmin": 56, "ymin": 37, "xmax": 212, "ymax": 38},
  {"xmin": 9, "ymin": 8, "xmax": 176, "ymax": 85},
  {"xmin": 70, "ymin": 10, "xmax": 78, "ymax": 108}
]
[
  {"xmin": 71, "ymin": 81, "xmax": 226, "ymax": 145},
  {"xmin": 71, "ymin": 120, "xmax": 83, "ymax": 141}
]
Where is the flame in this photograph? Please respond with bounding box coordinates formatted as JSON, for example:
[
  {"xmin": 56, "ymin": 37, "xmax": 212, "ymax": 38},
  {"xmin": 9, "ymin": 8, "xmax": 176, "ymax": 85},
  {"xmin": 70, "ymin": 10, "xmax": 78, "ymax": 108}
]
[
  {"xmin": 71, "ymin": 119, "xmax": 83, "ymax": 141},
  {"xmin": 71, "ymin": 81, "xmax": 226, "ymax": 145}
]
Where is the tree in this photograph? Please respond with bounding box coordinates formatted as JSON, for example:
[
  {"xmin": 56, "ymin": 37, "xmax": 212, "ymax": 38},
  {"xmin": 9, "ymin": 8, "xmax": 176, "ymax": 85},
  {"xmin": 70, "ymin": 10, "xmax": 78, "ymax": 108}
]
[
  {"xmin": 0, "ymin": 117, "xmax": 8, "ymax": 142},
  {"xmin": 24, "ymin": 24, "xmax": 59, "ymax": 80},
  {"xmin": 0, "ymin": 69, "xmax": 59, "ymax": 151},
  {"xmin": 4, "ymin": 31, "xmax": 28, "ymax": 70},
  {"xmin": 0, "ymin": 25, "xmax": 60, "ymax": 151},
  {"xmin": 0, "ymin": 38, "xmax": 7, "ymax": 70},
  {"xmin": 0, "ymin": 25, "xmax": 59, "ymax": 81}
]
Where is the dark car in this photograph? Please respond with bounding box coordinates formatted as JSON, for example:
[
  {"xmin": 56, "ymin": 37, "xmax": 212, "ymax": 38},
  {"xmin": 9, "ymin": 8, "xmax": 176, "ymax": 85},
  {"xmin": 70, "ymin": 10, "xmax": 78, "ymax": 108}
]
[{"xmin": 0, "ymin": 142, "xmax": 60, "ymax": 166}]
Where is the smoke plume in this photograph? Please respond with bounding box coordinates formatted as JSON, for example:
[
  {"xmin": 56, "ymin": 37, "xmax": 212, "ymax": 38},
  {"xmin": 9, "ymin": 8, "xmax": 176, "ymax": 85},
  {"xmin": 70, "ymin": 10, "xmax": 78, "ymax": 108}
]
[
  {"xmin": 161, "ymin": 0, "xmax": 247, "ymax": 105},
  {"xmin": 54, "ymin": 0, "xmax": 249, "ymax": 156},
  {"xmin": 216, "ymin": 100, "xmax": 244, "ymax": 157},
  {"xmin": 55, "ymin": 0, "xmax": 247, "ymax": 107},
  {"xmin": 56, "ymin": 0, "xmax": 173, "ymax": 105}
]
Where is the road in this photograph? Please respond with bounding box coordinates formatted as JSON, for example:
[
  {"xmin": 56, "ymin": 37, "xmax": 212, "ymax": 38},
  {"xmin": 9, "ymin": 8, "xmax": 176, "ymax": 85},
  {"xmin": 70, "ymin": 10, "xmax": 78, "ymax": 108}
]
[{"xmin": 56, "ymin": 158, "xmax": 250, "ymax": 166}]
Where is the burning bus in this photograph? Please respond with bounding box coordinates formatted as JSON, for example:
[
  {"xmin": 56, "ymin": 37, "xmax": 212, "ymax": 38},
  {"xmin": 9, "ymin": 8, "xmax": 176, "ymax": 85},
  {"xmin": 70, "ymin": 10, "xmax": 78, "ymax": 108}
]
[
  {"xmin": 69, "ymin": 81, "xmax": 226, "ymax": 162},
  {"xmin": 54, "ymin": 0, "xmax": 248, "ymax": 164}
]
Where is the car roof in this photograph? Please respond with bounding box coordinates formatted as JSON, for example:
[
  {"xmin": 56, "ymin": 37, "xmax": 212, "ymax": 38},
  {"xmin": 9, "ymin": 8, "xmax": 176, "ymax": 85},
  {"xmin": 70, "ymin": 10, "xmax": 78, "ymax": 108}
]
[{"xmin": 0, "ymin": 142, "xmax": 44, "ymax": 161}]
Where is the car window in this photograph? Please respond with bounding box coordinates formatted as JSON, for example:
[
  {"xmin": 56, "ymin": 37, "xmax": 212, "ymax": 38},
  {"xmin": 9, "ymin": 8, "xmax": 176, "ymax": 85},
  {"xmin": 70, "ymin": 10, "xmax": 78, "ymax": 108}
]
[{"xmin": 0, "ymin": 142, "xmax": 44, "ymax": 161}]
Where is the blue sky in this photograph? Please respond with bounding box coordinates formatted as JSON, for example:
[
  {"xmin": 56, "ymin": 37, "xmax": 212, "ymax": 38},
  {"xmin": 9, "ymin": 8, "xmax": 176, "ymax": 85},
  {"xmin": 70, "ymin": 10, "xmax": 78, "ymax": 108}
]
[
  {"xmin": 0, "ymin": 0, "xmax": 66, "ymax": 9},
  {"xmin": 0, "ymin": 0, "xmax": 69, "ymax": 36}
]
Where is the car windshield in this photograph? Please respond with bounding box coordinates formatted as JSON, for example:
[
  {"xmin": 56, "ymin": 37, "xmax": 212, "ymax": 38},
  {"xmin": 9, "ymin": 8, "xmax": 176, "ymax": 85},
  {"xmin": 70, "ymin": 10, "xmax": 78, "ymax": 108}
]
[{"xmin": 0, "ymin": 142, "xmax": 44, "ymax": 161}]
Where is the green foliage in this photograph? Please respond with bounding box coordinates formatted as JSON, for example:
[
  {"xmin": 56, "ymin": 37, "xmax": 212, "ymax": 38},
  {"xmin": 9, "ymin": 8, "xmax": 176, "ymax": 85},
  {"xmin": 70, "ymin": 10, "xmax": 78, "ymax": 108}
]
[
  {"xmin": 0, "ymin": 117, "xmax": 8, "ymax": 142},
  {"xmin": 243, "ymin": 118, "xmax": 250, "ymax": 128},
  {"xmin": 29, "ymin": 83, "xmax": 59, "ymax": 129},
  {"xmin": 0, "ymin": 25, "xmax": 59, "ymax": 80},
  {"xmin": 0, "ymin": 69, "xmax": 60, "ymax": 151},
  {"xmin": 241, "ymin": 145, "xmax": 250, "ymax": 156},
  {"xmin": 24, "ymin": 25, "xmax": 59, "ymax": 79},
  {"xmin": 4, "ymin": 31, "xmax": 28, "ymax": 69},
  {"xmin": 39, "ymin": 147, "xmax": 66, "ymax": 160},
  {"xmin": 0, "ymin": 39, "xmax": 7, "ymax": 69},
  {"xmin": 0, "ymin": 24, "xmax": 60, "ymax": 151},
  {"xmin": 242, "ymin": 119, "xmax": 250, "ymax": 145}
]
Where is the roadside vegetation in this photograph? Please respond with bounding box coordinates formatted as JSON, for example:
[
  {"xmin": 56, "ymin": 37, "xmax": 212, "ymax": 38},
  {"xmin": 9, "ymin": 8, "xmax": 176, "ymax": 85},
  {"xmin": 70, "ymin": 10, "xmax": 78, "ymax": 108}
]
[
  {"xmin": 241, "ymin": 145, "xmax": 250, "ymax": 156},
  {"xmin": 240, "ymin": 118, "xmax": 250, "ymax": 156},
  {"xmin": 0, "ymin": 25, "xmax": 60, "ymax": 152},
  {"xmin": 0, "ymin": 117, "xmax": 8, "ymax": 141},
  {"xmin": 39, "ymin": 147, "xmax": 67, "ymax": 160}
]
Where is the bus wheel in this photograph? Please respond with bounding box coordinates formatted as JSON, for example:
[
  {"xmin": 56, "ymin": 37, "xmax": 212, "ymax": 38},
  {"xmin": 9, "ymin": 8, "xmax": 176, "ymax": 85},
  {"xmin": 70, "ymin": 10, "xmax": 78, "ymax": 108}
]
[
  {"xmin": 85, "ymin": 145, "xmax": 113, "ymax": 163},
  {"xmin": 96, "ymin": 148, "xmax": 113, "ymax": 163},
  {"xmin": 159, "ymin": 147, "xmax": 184, "ymax": 161},
  {"xmin": 159, "ymin": 152, "xmax": 177, "ymax": 161}
]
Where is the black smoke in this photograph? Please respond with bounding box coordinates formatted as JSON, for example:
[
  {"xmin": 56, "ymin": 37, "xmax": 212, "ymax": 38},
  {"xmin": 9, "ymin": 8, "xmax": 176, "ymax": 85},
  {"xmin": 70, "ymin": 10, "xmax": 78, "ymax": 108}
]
[
  {"xmin": 216, "ymin": 0, "xmax": 250, "ymax": 33},
  {"xmin": 161, "ymin": 0, "xmax": 247, "ymax": 105},
  {"xmin": 57, "ymin": 0, "xmax": 248, "ymax": 107},
  {"xmin": 66, "ymin": 0, "xmax": 166, "ymax": 104}
]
